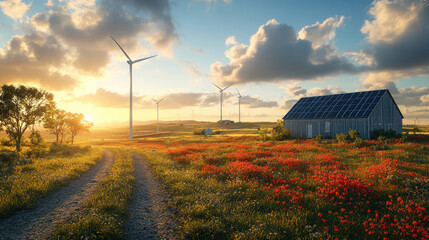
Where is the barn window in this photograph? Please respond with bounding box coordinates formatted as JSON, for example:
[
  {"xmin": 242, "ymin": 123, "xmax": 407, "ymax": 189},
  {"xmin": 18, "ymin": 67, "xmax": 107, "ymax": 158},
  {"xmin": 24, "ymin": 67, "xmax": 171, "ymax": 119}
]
[{"xmin": 325, "ymin": 122, "xmax": 330, "ymax": 134}]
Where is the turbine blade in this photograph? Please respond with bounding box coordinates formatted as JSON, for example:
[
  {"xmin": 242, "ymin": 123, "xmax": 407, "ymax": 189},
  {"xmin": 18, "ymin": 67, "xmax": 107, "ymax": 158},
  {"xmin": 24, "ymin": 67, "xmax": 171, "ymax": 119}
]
[
  {"xmin": 223, "ymin": 83, "xmax": 233, "ymax": 91},
  {"xmin": 212, "ymin": 83, "xmax": 222, "ymax": 90},
  {"xmin": 236, "ymin": 88, "xmax": 241, "ymax": 97},
  {"xmin": 159, "ymin": 96, "xmax": 166, "ymax": 103},
  {"xmin": 111, "ymin": 36, "xmax": 132, "ymax": 62},
  {"xmin": 132, "ymin": 55, "xmax": 157, "ymax": 64}
]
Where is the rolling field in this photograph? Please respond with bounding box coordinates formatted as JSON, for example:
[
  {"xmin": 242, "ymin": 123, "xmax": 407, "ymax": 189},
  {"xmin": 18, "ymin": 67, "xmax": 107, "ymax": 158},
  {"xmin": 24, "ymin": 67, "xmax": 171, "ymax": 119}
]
[
  {"xmin": 95, "ymin": 124, "xmax": 429, "ymax": 239},
  {"xmin": 1, "ymin": 122, "xmax": 428, "ymax": 239}
]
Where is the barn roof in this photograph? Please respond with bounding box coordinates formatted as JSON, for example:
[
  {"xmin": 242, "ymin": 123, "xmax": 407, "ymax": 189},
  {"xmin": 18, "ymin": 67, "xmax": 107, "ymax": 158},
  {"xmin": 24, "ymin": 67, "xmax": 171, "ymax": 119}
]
[{"xmin": 283, "ymin": 89, "xmax": 404, "ymax": 120}]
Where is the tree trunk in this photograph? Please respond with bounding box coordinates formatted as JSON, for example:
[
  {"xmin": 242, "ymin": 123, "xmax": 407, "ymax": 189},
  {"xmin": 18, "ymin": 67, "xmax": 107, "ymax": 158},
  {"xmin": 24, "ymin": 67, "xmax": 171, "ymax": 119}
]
[
  {"xmin": 16, "ymin": 135, "xmax": 21, "ymax": 152},
  {"xmin": 56, "ymin": 133, "xmax": 59, "ymax": 143},
  {"xmin": 71, "ymin": 135, "xmax": 74, "ymax": 144}
]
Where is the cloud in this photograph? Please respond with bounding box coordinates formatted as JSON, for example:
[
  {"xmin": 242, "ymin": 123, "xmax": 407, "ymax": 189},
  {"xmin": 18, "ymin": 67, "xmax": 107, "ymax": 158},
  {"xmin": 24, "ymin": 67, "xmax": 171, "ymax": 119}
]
[
  {"xmin": 193, "ymin": 0, "xmax": 232, "ymax": 4},
  {"xmin": 77, "ymin": 88, "xmax": 136, "ymax": 108},
  {"xmin": 210, "ymin": 19, "xmax": 358, "ymax": 84},
  {"xmin": 282, "ymin": 99, "xmax": 298, "ymax": 109},
  {"xmin": 393, "ymin": 86, "xmax": 429, "ymax": 107},
  {"xmin": 225, "ymin": 36, "xmax": 237, "ymax": 46},
  {"xmin": 0, "ymin": 0, "xmax": 178, "ymax": 90},
  {"xmin": 281, "ymin": 84, "xmax": 345, "ymax": 109},
  {"xmin": 361, "ymin": 0, "xmax": 429, "ymax": 71},
  {"xmin": 0, "ymin": 0, "xmax": 30, "ymax": 20},
  {"xmin": 239, "ymin": 96, "xmax": 278, "ymax": 108},
  {"xmin": 298, "ymin": 16, "xmax": 344, "ymax": 48},
  {"xmin": 75, "ymin": 88, "xmax": 277, "ymax": 109},
  {"xmin": 0, "ymin": 31, "xmax": 78, "ymax": 90}
]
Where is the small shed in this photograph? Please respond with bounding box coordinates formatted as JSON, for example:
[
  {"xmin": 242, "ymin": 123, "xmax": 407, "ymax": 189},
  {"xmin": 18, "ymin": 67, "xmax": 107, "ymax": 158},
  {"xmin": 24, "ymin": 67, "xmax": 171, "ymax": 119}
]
[
  {"xmin": 282, "ymin": 89, "xmax": 403, "ymax": 139},
  {"xmin": 205, "ymin": 128, "xmax": 213, "ymax": 135}
]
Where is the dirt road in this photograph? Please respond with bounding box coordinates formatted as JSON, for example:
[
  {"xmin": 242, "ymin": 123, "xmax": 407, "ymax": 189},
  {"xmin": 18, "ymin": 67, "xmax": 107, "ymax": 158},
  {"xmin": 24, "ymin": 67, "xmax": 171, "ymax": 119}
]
[
  {"xmin": 124, "ymin": 153, "xmax": 179, "ymax": 240},
  {"xmin": 0, "ymin": 150, "xmax": 114, "ymax": 240}
]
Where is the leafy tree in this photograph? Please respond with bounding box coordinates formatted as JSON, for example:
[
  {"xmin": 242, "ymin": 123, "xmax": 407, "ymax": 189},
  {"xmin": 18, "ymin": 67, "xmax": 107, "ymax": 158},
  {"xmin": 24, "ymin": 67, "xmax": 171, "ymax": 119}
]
[
  {"xmin": 44, "ymin": 108, "xmax": 67, "ymax": 143},
  {"xmin": 0, "ymin": 85, "xmax": 53, "ymax": 152},
  {"xmin": 65, "ymin": 113, "xmax": 93, "ymax": 144},
  {"xmin": 29, "ymin": 130, "xmax": 45, "ymax": 147}
]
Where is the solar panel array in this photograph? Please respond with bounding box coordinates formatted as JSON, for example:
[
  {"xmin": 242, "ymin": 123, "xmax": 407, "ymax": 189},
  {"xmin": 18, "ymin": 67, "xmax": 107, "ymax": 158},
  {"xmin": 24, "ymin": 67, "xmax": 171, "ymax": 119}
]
[{"xmin": 283, "ymin": 90, "xmax": 387, "ymax": 119}]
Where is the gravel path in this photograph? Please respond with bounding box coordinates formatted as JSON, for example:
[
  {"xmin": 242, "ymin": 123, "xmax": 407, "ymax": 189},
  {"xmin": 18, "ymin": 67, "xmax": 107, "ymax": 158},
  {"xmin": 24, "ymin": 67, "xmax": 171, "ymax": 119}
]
[
  {"xmin": 0, "ymin": 150, "xmax": 114, "ymax": 240},
  {"xmin": 124, "ymin": 153, "xmax": 179, "ymax": 240}
]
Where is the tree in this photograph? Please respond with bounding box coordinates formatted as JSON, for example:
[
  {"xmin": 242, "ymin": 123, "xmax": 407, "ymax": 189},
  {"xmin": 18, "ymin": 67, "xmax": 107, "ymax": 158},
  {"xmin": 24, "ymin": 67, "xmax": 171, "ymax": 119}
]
[
  {"xmin": 44, "ymin": 108, "xmax": 67, "ymax": 143},
  {"xmin": 0, "ymin": 85, "xmax": 53, "ymax": 152},
  {"xmin": 65, "ymin": 113, "xmax": 93, "ymax": 144}
]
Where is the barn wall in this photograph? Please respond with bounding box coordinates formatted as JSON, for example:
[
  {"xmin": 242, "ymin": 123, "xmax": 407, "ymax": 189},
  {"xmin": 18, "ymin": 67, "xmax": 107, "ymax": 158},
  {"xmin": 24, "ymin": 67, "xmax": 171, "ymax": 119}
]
[
  {"xmin": 284, "ymin": 118, "xmax": 370, "ymax": 139},
  {"xmin": 368, "ymin": 92, "xmax": 403, "ymax": 137}
]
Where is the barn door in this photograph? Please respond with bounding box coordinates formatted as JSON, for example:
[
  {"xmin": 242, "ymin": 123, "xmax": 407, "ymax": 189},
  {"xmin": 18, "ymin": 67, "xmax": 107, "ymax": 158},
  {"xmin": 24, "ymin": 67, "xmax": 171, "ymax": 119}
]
[{"xmin": 307, "ymin": 124, "xmax": 313, "ymax": 138}]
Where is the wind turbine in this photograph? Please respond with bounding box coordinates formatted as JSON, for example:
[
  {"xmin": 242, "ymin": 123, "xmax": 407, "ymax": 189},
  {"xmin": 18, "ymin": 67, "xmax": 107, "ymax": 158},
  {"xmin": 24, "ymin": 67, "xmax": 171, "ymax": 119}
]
[
  {"xmin": 152, "ymin": 97, "xmax": 166, "ymax": 133},
  {"xmin": 212, "ymin": 83, "xmax": 232, "ymax": 121},
  {"xmin": 236, "ymin": 88, "xmax": 241, "ymax": 123},
  {"xmin": 111, "ymin": 36, "xmax": 157, "ymax": 139}
]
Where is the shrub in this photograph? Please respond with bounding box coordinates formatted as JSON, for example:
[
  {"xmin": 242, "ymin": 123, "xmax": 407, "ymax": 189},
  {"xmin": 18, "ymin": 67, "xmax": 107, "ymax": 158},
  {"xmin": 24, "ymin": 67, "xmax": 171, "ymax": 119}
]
[
  {"xmin": 370, "ymin": 128, "xmax": 401, "ymax": 139},
  {"xmin": 354, "ymin": 137, "xmax": 364, "ymax": 146},
  {"xmin": 314, "ymin": 134, "xmax": 323, "ymax": 143},
  {"xmin": 0, "ymin": 138, "xmax": 13, "ymax": 147},
  {"xmin": 348, "ymin": 129, "xmax": 360, "ymax": 140},
  {"xmin": 26, "ymin": 147, "xmax": 48, "ymax": 159},
  {"xmin": 412, "ymin": 127, "xmax": 420, "ymax": 134},
  {"xmin": 29, "ymin": 131, "xmax": 45, "ymax": 147},
  {"xmin": 271, "ymin": 126, "xmax": 291, "ymax": 141},
  {"xmin": 0, "ymin": 149, "xmax": 20, "ymax": 164},
  {"xmin": 377, "ymin": 135, "xmax": 387, "ymax": 143},
  {"xmin": 336, "ymin": 133, "xmax": 348, "ymax": 143},
  {"xmin": 49, "ymin": 143, "xmax": 91, "ymax": 156},
  {"xmin": 259, "ymin": 129, "xmax": 271, "ymax": 141},
  {"xmin": 193, "ymin": 129, "xmax": 205, "ymax": 135}
]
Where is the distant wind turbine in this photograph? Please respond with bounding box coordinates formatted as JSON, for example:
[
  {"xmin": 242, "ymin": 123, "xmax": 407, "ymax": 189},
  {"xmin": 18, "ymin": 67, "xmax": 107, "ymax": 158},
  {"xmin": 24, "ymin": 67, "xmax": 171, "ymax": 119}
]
[
  {"xmin": 111, "ymin": 36, "xmax": 157, "ymax": 139},
  {"xmin": 212, "ymin": 83, "xmax": 232, "ymax": 121},
  {"xmin": 236, "ymin": 88, "xmax": 241, "ymax": 123},
  {"xmin": 153, "ymin": 97, "xmax": 166, "ymax": 133}
]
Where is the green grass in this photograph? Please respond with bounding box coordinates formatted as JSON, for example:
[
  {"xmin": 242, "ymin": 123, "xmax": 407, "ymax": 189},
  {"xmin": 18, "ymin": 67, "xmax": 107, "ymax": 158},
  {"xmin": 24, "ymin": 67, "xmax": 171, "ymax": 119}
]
[
  {"xmin": 53, "ymin": 148, "xmax": 134, "ymax": 239},
  {"xmin": 132, "ymin": 149, "xmax": 296, "ymax": 239},
  {"xmin": 0, "ymin": 146, "xmax": 103, "ymax": 218},
  {"xmin": 129, "ymin": 135, "xmax": 429, "ymax": 240}
]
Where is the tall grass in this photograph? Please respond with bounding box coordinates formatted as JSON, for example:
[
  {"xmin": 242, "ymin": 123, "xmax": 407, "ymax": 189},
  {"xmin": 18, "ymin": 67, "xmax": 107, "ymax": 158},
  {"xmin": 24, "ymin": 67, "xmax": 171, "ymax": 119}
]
[
  {"xmin": 53, "ymin": 148, "xmax": 134, "ymax": 239},
  {"xmin": 0, "ymin": 146, "xmax": 103, "ymax": 218}
]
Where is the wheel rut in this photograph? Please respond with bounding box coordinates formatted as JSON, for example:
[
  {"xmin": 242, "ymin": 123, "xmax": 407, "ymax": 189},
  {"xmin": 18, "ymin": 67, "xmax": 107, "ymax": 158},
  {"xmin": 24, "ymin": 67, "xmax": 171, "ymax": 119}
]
[
  {"xmin": 0, "ymin": 150, "xmax": 115, "ymax": 240},
  {"xmin": 124, "ymin": 153, "xmax": 179, "ymax": 240}
]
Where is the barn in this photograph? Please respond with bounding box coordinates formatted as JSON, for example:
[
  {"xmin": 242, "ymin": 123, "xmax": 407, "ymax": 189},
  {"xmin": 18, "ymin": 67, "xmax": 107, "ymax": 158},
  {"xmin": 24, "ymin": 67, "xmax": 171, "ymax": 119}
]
[{"xmin": 282, "ymin": 89, "xmax": 403, "ymax": 139}]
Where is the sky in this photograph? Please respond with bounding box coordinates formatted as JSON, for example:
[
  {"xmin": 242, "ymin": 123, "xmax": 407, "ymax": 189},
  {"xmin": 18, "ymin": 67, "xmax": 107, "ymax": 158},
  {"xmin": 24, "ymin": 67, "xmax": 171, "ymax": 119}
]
[{"xmin": 0, "ymin": 0, "xmax": 428, "ymax": 126}]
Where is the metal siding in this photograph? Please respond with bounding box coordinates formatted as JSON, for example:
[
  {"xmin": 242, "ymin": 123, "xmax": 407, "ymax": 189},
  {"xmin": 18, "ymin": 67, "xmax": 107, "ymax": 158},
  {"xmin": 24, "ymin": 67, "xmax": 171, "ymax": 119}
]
[
  {"xmin": 368, "ymin": 92, "xmax": 402, "ymax": 137},
  {"xmin": 285, "ymin": 118, "xmax": 370, "ymax": 138}
]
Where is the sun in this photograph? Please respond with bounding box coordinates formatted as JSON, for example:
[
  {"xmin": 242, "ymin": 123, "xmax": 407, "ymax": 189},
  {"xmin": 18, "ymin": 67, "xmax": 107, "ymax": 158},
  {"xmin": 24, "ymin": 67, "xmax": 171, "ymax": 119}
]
[{"xmin": 83, "ymin": 113, "xmax": 94, "ymax": 123}]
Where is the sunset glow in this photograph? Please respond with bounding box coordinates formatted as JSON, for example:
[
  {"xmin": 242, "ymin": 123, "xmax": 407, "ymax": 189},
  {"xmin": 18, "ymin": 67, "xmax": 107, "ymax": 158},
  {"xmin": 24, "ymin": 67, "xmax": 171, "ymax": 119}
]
[{"xmin": 0, "ymin": 0, "xmax": 427, "ymax": 126}]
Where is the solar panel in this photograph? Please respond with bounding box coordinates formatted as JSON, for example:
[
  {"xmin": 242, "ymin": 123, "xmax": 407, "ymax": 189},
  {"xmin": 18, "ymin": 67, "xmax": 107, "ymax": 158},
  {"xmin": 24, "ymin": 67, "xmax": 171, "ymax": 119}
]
[{"xmin": 283, "ymin": 89, "xmax": 387, "ymax": 120}]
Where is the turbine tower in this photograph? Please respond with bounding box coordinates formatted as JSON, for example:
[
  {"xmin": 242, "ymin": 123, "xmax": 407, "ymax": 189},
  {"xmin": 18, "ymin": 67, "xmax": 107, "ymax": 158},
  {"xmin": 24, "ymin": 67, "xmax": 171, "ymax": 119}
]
[
  {"xmin": 152, "ymin": 97, "xmax": 166, "ymax": 133},
  {"xmin": 212, "ymin": 83, "xmax": 232, "ymax": 121},
  {"xmin": 111, "ymin": 36, "xmax": 157, "ymax": 139},
  {"xmin": 236, "ymin": 88, "xmax": 241, "ymax": 123}
]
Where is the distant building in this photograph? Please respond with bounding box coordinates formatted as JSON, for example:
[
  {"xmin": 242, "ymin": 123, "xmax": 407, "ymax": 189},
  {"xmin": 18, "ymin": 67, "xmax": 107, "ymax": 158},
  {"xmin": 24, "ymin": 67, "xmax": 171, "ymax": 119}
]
[
  {"xmin": 205, "ymin": 128, "xmax": 213, "ymax": 135},
  {"xmin": 282, "ymin": 89, "xmax": 403, "ymax": 139},
  {"xmin": 217, "ymin": 120, "xmax": 234, "ymax": 125}
]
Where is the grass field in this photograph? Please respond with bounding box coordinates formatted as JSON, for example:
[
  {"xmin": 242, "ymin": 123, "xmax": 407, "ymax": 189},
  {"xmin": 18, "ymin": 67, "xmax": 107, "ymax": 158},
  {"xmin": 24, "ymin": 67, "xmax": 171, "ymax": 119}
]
[
  {"xmin": 0, "ymin": 145, "xmax": 103, "ymax": 218},
  {"xmin": 2, "ymin": 122, "xmax": 429, "ymax": 239},
  {"xmin": 95, "ymin": 125, "xmax": 429, "ymax": 239}
]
